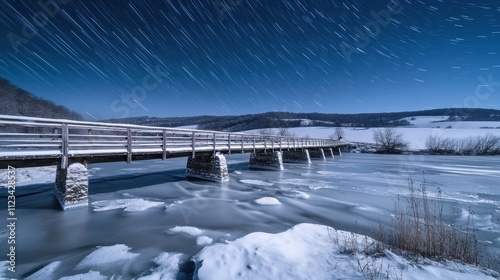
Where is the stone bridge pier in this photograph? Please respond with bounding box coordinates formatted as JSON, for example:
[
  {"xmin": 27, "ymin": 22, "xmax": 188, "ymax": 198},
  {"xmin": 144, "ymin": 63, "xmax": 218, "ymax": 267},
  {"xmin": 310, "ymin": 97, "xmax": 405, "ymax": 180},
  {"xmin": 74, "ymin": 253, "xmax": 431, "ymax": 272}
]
[
  {"xmin": 55, "ymin": 163, "xmax": 89, "ymax": 210},
  {"xmin": 308, "ymin": 148, "xmax": 326, "ymax": 160},
  {"xmin": 186, "ymin": 153, "xmax": 229, "ymax": 181},
  {"xmin": 282, "ymin": 150, "xmax": 311, "ymax": 163},
  {"xmin": 249, "ymin": 151, "xmax": 284, "ymax": 170}
]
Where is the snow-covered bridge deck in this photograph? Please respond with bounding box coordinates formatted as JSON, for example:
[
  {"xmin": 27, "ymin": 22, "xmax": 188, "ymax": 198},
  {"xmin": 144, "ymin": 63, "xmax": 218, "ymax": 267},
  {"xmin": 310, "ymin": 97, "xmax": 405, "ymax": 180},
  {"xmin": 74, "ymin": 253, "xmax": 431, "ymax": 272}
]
[{"xmin": 0, "ymin": 115, "xmax": 345, "ymax": 169}]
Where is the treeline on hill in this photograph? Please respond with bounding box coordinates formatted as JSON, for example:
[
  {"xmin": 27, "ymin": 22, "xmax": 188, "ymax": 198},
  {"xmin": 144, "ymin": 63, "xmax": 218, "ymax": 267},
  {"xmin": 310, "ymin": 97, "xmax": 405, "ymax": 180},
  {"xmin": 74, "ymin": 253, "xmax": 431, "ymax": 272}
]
[
  {"xmin": 104, "ymin": 108, "xmax": 500, "ymax": 132},
  {"xmin": 0, "ymin": 78, "xmax": 82, "ymax": 120}
]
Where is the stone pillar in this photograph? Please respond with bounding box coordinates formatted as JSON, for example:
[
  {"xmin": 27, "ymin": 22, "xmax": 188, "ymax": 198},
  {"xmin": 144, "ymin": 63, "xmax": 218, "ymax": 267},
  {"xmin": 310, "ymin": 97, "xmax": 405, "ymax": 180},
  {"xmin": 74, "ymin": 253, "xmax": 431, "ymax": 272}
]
[
  {"xmin": 55, "ymin": 163, "xmax": 89, "ymax": 210},
  {"xmin": 249, "ymin": 151, "xmax": 284, "ymax": 170},
  {"xmin": 328, "ymin": 148, "xmax": 335, "ymax": 158},
  {"xmin": 186, "ymin": 153, "xmax": 229, "ymax": 181},
  {"xmin": 309, "ymin": 148, "xmax": 326, "ymax": 160},
  {"xmin": 282, "ymin": 150, "xmax": 311, "ymax": 164}
]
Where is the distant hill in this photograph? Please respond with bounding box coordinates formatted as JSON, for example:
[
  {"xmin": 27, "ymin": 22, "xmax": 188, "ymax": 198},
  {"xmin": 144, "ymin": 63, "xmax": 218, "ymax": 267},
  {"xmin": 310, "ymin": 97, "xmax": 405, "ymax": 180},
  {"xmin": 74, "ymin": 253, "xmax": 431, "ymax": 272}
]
[
  {"xmin": 103, "ymin": 108, "xmax": 500, "ymax": 132},
  {"xmin": 0, "ymin": 78, "xmax": 82, "ymax": 120}
]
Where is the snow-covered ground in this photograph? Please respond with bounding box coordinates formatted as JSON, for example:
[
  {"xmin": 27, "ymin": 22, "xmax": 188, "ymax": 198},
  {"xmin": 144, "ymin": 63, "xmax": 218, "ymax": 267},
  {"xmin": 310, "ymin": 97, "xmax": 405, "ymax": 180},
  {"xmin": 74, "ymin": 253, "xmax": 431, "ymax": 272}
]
[
  {"xmin": 0, "ymin": 166, "xmax": 56, "ymax": 186},
  {"xmin": 193, "ymin": 223, "xmax": 497, "ymax": 280},
  {"xmin": 245, "ymin": 117, "xmax": 500, "ymax": 150},
  {"xmin": 14, "ymin": 224, "xmax": 498, "ymax": 279}
]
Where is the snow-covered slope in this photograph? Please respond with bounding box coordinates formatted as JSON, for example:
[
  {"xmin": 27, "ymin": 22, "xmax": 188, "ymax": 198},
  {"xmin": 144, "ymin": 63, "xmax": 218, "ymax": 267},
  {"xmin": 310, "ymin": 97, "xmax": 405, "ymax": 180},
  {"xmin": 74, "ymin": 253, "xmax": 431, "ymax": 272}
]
[{"xmin": 193, "ymin": 223, "xmax": 497, "ymax": 280}]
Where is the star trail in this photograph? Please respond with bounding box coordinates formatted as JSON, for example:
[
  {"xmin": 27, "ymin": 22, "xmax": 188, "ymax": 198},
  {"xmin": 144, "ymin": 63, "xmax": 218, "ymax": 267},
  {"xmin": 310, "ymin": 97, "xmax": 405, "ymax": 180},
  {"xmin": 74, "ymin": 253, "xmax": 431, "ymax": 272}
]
[{"xmin": 0, "ymin": 0, "xmax": 499, "ymax": 119}]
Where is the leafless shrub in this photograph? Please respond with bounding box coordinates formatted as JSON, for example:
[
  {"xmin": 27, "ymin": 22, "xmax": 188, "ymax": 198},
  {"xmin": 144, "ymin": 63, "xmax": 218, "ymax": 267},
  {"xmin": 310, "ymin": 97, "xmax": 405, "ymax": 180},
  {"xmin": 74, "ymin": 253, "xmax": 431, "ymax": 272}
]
[
  {"xmin": 373, "ymin": 128, "xmax": 408, "ymax": 154},
  {"xmin": 475, "ymin": 134, "xmax": 500, "ymax": 155},
  {"xmin": 425, "ymin": 134, "xmax": 500, "ymax": 155},
  {"xmin": 388, "ymin": 174, "xmax": 478, "ymax": 264},
  {"xmin": 328, "ymin": 227, "xmax": 400, "ymax": 279}
]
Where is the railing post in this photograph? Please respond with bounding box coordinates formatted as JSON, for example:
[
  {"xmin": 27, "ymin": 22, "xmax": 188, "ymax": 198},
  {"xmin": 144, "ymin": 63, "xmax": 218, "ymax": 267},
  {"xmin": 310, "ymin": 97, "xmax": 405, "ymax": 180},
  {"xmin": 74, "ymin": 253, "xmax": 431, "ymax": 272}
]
[
  {"xmin": 213, "ymin": 133, "xmax": 216, "ymax": 156},
  {"xmin": 228, "ymin": 135, "xmax": 231, "ymax": 154},
  {"xmin": 271, "ymin": 137, "xmax": 274, "ymax": 152},
  {"xmin": 241, "ymin": 136, "xmax": 244, "ymax": 153},
  {"xmin": 279, "ymin": 137, "xmax": 282, "ymax": 152},
  {"xmin": 264, "ymin": 136, "xmax": 267, "ymax": 153},
  {"xmin": 162, "ymin": 130, "xmax": 167, "ymax": 160},
  {"xmin": 253, "ymin": 136, "xmax": 256, "ymax": 153},
  {"xmin": 192, "ymin": 131, "xmax": 196, "ymax": 158},
  {"xmin": 61, "ymin": 123, "xmax": 68, "ymax": 169},
  {"xmin": 126, "ymin": 128, "xmax": 133, "ymax": 163}
]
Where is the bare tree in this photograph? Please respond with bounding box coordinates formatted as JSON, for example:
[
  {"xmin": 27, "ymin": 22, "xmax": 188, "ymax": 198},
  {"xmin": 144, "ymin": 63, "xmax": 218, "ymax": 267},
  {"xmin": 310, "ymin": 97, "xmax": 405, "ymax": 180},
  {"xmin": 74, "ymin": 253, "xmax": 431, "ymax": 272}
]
[
  {"xmin": 335, "ymin": 127, "xmax": 345, "ymax": 140},
  {"xmin": 329, "ymin": 127, "xmax": 345, "ymax": 141},
  {"xmin": 277, "ymin": 127, "xmax": 292, "ymax": 136},
  {"xmin": 373, "ymin": 128, "xmax": 408, "ymax": 154},
  {"xmin": 259, "ymin": 128, "xmax": 275, "ymax": 135},
  {"xmin": 425, "ymin": 135, "xmax": 442, "ymax": 154}
]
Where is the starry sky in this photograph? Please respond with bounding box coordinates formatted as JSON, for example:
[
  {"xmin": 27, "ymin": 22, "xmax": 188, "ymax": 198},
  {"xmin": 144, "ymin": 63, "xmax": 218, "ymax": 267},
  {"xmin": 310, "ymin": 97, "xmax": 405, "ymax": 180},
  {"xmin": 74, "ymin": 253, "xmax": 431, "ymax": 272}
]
[{"xmin": 1, "ymin": 0, "xmax": 499, "ymax": 120}]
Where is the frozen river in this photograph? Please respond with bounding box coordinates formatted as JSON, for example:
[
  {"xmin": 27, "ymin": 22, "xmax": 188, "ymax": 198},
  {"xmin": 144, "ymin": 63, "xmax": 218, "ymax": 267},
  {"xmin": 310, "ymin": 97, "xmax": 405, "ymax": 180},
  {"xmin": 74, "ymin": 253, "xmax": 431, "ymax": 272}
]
[{"xmin": 1, "ymin": 153, "xmax": 499, "ymax": 279}]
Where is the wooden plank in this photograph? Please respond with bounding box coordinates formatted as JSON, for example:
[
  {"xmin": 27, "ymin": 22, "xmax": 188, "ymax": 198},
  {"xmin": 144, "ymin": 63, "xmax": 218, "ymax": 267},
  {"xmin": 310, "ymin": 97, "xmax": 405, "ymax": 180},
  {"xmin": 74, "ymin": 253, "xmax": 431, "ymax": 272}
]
[
  {"xmin": 212, "ymin": 133, "xmax": 216, "ymax": 156},
  {"xmin": 0, "ymin": 139, "xmax": 62, "ymax": 143},
  {"xmin": 67, "ymin": 144, "xmax": 128, "ymax": 148},
  {"xmin": 67, "ymin": 134, "xmax": 126, "ymax": 138},
  {"xmin": 127, "ymin": 128, "xmax": 132, "ymax": 163},
  {"xmin": 0, "ymin": 133, "xmax": 60, "ymax": 137},
  {"xmin": 162, "ymin": 129, "xmax": 167, "ymax": 160},
  {"xmin": 68, "ymin": 140, "xmax": 128, "ymax": 144},
  {"xmin": 0, "ymin": 120, "xmax": 60, "ymax": 128},
  {"xmin": 0, "ymin": 143, "xmax": 62, "ymax": 148},
  {"xmin": 61, "ymin": 123, "xmax": 68, "ymax": 169},
  {"xmin": 192, "ymin": 131, "xmax": 195, "ymax": 158}
]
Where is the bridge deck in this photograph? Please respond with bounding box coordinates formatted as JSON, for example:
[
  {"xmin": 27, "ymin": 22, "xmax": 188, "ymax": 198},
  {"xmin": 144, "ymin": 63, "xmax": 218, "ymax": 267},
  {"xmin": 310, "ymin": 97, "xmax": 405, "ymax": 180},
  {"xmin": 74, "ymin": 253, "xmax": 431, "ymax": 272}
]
[{"xmin": 0, "ymin": 115, "xmax": 346, "ymax": 169}]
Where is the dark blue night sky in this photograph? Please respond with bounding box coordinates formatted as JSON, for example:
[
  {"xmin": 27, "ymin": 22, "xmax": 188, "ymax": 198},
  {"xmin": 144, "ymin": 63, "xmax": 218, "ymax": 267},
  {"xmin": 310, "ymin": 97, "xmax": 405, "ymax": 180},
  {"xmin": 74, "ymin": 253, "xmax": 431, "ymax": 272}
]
[{"xmin": 1, "ymin": 0, "xmax": 499, "ymax": 119}]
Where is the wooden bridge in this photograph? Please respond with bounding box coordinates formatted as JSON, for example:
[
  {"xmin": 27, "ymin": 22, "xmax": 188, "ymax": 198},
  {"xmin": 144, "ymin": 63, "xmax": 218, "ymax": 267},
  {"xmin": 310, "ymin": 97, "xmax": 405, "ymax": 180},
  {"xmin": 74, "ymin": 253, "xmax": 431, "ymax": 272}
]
[{"xmin": 0, "ymin": 115, "xmax": 347, "ymax": 210}]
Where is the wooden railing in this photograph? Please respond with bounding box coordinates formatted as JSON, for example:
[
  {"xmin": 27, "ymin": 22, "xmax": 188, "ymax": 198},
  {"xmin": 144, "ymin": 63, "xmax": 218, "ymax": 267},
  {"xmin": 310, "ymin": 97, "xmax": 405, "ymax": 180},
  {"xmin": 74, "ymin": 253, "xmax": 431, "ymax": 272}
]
[{"xmin": 0, "ymin": 115, "xmax": 344, "ymax": 168}]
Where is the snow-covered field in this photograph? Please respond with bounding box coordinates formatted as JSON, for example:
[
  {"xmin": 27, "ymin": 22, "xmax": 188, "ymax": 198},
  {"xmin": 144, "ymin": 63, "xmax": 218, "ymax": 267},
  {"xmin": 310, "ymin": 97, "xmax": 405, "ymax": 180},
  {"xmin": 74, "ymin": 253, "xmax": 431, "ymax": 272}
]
[{"xmin": 245, "ymin": 117, "xmax": 500, "ymax": 150}]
